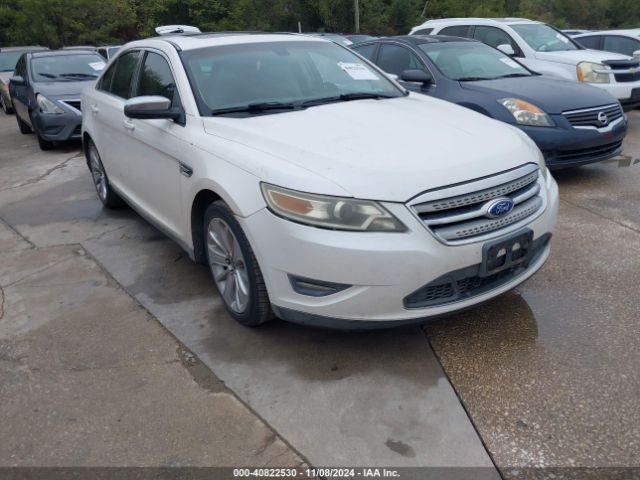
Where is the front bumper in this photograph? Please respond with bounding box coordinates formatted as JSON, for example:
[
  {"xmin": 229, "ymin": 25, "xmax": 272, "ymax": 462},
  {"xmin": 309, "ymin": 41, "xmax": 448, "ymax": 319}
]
[
  {"xmin": 521, "ymin": 115, "xmax": 627, "ymax": 169},
  {"xmin": 32, "ymin": 110, "xmax": 82, "ymax": 142},
  {"xmin": 239, "ymin": 174, "xmax": 559, "ymax": 325},
  {"xmin": 592, "ymin": 82, "xmax": 640, "ymax": 110}
]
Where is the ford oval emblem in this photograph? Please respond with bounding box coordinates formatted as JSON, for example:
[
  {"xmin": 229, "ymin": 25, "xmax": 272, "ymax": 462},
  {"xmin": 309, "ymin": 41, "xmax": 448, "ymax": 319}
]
[{"xmin": 485, "ymin": 198, "xmax": 514, "ymax": 219}]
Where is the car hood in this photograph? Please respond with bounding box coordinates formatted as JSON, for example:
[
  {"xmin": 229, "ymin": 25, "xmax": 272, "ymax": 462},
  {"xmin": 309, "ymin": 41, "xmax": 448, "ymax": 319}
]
[
  {"xmin": 34, "ymin": 80, "xmax": 95, "ymax": 98},
  {"xmin": 534, "ymin": 48, "xmax": 633, "ymax": 66},
  {"xmin": 460, "ymin": 75, "xmax": 618, "ymax": 114},
  {"xmin": 202, "ymin": 94, "xmax": 540, "ymax": 202}
]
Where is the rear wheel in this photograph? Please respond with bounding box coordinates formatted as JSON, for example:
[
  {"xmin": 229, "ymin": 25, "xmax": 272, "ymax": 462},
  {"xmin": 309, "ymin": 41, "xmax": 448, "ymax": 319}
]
[
  {"xmin": 86, "ymin": 139, "xmax": 125, "ymax": 208},
  {"xmin": 204, "ymin": 201, "xmax": 272, "ymax": 326}
]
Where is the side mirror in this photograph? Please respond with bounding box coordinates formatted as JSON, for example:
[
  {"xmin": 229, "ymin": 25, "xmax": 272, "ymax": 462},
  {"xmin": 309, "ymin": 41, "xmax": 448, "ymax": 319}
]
[
  {"xmin": 400, "ymin": 69, "xmax": 432, "ymax": 85},
  {"xmin": 633, "ymin": 49, "xmax": 640, "ymax": 59},
  {"xmin": 9, "ymin": 76, "xmax": 25, "ymax": 86},
  {"xmin": 497, "ymin": 44, "xmax": 516, "ymax": 56},
  {"xmin": 124, "ymin": 96, "xmax": 180, "ymax": 120}
]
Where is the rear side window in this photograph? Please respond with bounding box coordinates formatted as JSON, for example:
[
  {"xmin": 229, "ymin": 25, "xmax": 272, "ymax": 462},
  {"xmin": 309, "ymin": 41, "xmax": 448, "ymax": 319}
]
[
  {"xmin": 575, "ymin": 35, "xmax": 602, "ymax": 49},
  {"xmin": 413, "ymin": 28, "xmax": 433, "ymax": 35},
  {"xmin": 14, "ymin": 55, "xmax": 26, "ymax": 77},
  {"xmin": 603, "ymin": 35, "xmax": 640, "ymax": 56},
  {"xmin": 136, "ymin": 52, "xmax": 179, "ymax": 105},
  {"xmin": 439, "ymin": 25, "xmax": 471, "ymax": 38},
  {"xmin": 109, "ymin": 50, "xmax": 141, "ymax": 99},
  {"xmin": 352, "ymin": 43, "xmax": 377, "ymax": 61}
]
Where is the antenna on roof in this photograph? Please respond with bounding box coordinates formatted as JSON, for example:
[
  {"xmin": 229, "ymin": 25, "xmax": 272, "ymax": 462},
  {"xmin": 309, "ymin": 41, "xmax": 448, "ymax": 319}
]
[{"xmin": 155, "ymin": 25, "xmax": 202, "ymax": 36}]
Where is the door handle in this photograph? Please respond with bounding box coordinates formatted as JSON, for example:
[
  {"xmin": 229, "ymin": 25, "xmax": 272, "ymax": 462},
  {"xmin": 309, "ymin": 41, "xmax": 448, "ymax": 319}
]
[
  {"xmin": 123, "ymin": 120, "xmax": 135, "ymax": 132},
  {"xmin": 90, "ymin": 105, "xmax": 99, "ymax": 115}
]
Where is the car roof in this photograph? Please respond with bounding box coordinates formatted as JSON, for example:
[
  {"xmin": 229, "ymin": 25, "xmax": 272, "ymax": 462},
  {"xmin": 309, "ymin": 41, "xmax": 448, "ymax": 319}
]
[
  {"xmin": 0, "ymin": 46, "xmax": 48, "ymax": 52},
  {"xmin": 368, "ymin": 35, "xmax": 476, "ymax": 45},
  {"xmin": 29, "ymin": 50, "xmax": 103, "ymax": 58},
  {"xmin": 575, "ymin": 29, "xmax": 640, "ymax": 38},
  {"xmin": 416, "ymin": 17, "xmax": 540, "ymax": 27},
  {"xmin": 126, "ymin": 32, "xmax": 330, "ymax": 52}
]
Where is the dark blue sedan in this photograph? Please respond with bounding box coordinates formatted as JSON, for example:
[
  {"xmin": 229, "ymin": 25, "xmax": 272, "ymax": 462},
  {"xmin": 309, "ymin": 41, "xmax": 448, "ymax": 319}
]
[{"xmin": 352, "ymin": 36, "xmax": 627, "ymax": 168}]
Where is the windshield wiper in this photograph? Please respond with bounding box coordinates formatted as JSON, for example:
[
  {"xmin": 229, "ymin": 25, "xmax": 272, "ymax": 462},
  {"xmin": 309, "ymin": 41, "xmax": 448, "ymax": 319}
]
[
  {"xmin": 494, "ymin": 73, "xmax": 531, "ymax": 79},
  {"xmin": 60, "ymin": 73, "xmax": 98, "ymax": 79},
  {"xmin": 457, "ymin": 76, "xmax": 493, "ymax": 82},
  {"xmin": 211, "ymin": 101, "xmax": 301, "ymax": 115},
  {"xmin": 37, "ymin": 73, "xmax": 58, "ymax": 79},
  {"xmin": 302, "ymin": 92, "xmax": 396, "ymax": 106}
]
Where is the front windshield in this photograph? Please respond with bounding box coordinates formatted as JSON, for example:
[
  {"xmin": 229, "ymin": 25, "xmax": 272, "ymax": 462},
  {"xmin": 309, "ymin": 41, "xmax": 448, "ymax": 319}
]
[
  {"xmin": 510, "ymin": 24, "xmax": 579, "ymax": 52},
  {"xmin": 0, "ymin": 51, "xmax": 26, "ymax": 72},
  {"xmin": 419, "ymin": 41, "xmax": 531, "ymax": 81},
  {"xmin": 182, "ymin": 40, "xmax": 402, "ymax": 115},
  {"xmin": 31, "ymin": 54, "xmax": 106, "ymax": 82}
]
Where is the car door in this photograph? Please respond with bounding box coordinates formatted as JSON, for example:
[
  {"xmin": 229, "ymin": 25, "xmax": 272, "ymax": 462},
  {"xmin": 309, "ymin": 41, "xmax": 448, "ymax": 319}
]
[
  {"xmin": 121, "ymin": 49, "xmax": 187, "ymax": 239},
  {"xmin": 88, "ymin": 49, "xmax": 142, "ymax": 192},
  {"xmin": 602, "ymin": 35, "xmax": 640, "ymax": 56},
  {"xmin": 10, "ymin": 55, "xmax": 30, "ymax": 123},
  {"xmin": 376, "ymin": 43, "xmax": 434, "ymax": 93}
]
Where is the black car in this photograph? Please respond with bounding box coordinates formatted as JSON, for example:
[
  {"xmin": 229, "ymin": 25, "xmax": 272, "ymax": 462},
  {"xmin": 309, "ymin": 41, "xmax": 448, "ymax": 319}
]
[
  {"xmin": 353, "ymin": 35, "xmax": 628, "ymax": 168},
  {"xmin": 9, "ymin": 50, "xmax": 106, "ymax": 150}
]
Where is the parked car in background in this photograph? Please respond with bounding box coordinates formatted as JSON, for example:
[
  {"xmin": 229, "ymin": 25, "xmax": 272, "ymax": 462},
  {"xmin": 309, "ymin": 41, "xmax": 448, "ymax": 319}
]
[
  {"xmin": 304, "ymin": 32, "xmax": 353, "ymax": 46},
  {"xmin": 63, "ymin": 46, "xmax": 98, "ymax": 52},
  {"xmin": 0, "ymin": 46, "xmax": 48, "ymax": 114},
  {"xmin": 82, "ymin": 32, "xmax": 558, "ymax": 328},
  {"xmin": 344, "ymin": 34, "xmax": 376, "ymax": 44},
  {"xmin": 562, "ymin": 29, "xmax": 591, "ymax": 37},
  {"xmin": 409, "ymin": 18, "xmax": 640, "ymax": 110},
  {"xmin": 353, "ymin": 35, "xmax": 627, "ymax": 168},
  {"xmin": 574, "ymin": 30, "xmax": 640, "ymax": 58},
  {"xmin": 97, "ymin": 45, "xmax": 122, "ymax": 60},
  {"xmin": 10, "ymin": 50, "xmax": 106, "ymax": 150}
]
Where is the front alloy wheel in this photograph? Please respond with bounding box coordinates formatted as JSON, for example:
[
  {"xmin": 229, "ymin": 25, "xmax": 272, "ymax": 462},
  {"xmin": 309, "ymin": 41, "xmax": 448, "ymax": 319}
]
[{"xmin": 204, "ymin": 201, "xmax": 272, "ymax": 326}]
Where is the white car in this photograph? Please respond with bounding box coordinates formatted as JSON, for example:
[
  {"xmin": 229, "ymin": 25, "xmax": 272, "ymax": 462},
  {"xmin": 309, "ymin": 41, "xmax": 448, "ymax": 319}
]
[
  {"xmin": 573, "ymin": 29, "xmax": 640, "ymax": 58},
  {"xmin": 410, "ymin": 18, "xmax": 640, "ymax": 110},
  {"xmin": 82, "ymin": 32, "xmax": 558, "ymax": 328}
]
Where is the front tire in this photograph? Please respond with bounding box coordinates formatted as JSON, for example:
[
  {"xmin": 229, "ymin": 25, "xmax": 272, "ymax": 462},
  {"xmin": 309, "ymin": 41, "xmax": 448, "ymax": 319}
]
[
  {"xmin": 1, "ymin": 96, "xmax": 13, "ymax": 114},
  {"xmin": 204, "ymin": 201, "xmax": 272, "ymax": 326},
  {"xmin": 36, "ymin": 132, "xmax": 55, "ymax": 151},
  {"xmin": 86, "ymin": 139, "xmax": 125, "ymax": 209},
  {"xmin": 15, "ymin": 111, "xmax": 31, "ymax": 134}
]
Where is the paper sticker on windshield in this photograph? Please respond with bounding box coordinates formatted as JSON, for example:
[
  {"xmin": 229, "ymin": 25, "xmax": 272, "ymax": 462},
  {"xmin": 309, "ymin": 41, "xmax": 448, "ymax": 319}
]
[
  {"xmin": 89, "ymin": 62, "xmax": 106, "ymax": 71},
  {"xmin": 337, "ymin": 62, "xmax": 378, "ymax": 80},
  {"xmin": 556, "ymin": 33, "xmax": 569, "ymax": 43},
  {"xmin": 500, "ymin": 58, "xmax": 520, "ymax": 69}
]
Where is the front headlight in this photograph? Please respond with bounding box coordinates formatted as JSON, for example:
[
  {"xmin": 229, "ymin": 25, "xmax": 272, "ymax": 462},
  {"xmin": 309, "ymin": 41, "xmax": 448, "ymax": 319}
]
[
  {"xmin": 576, "ymin": 61, "xmax": 610, "ymax": 83},
  {"xmin": 36, "ymin": 94, "xmax": 64, "ymax": 114},
  {"xmin": 261, "ymin": 183, "xmax": 406, "ymax": 232},
  {"xmin": 498, "ymin": 98, "xmax": 554, "ymax": 127}
]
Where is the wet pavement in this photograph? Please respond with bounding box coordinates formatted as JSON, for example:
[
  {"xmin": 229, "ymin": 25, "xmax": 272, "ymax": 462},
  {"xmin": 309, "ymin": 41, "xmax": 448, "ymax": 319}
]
[{"xmin": 1, "ymin": 110, "xmax": 639, "ymax": 476}]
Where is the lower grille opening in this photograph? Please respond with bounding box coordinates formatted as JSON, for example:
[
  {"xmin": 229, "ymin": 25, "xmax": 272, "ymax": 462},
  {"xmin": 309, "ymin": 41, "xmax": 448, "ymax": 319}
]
[
  {"xmin": 404, "ymin": 234, "xmax": 551, "ymax": 309},
  {"xmin": 554, "ymin": 140, "xmax": 622, "ymax": 162}
]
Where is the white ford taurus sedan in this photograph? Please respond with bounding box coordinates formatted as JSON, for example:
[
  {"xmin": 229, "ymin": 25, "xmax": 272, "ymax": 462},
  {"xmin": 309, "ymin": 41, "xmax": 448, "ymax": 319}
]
[{"xmin": 82, "ymin": 32, "xmax": 559, "ymax": 328}]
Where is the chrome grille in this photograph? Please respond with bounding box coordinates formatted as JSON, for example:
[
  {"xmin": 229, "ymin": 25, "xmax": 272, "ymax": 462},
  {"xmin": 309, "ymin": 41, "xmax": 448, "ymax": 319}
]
[
  {"xmin": 563, "ymin": 103, "xmax": 623, "ymax": 129},
  {"xmin": 409, "ymin": 164, "xmax": 544, "ymax": 244}
]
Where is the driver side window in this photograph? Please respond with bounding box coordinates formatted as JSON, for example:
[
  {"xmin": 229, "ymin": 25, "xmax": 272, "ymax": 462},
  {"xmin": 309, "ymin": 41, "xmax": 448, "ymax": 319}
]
[
  {"xmin": 135, "ymin": 51, "xmax": 180, "ymax": 107},
  {"xmin": 474, "ymin": 26, "xmax": 520, "ymax": 56},
  {"xmin": 377, "ymin": 44, "xmax": 424, "ymax": 76}
]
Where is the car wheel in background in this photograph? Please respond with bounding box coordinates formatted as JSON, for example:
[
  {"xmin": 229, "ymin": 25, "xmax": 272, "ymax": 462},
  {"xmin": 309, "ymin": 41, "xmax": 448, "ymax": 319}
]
[
  {"xmin": 1, "ymin": 96, "xmax": 14, "ymax": 115},
  {"xmin": 204, "ymin": 201, "xmax": 272, "ymax": 326},
  {"xmin": 86, "ymin": 139, "xmax": 125, "ymax": 209},
  {"xmin": 15, "ymin": 110, "xmax": 32, "ymax": 134},
  {"xmin": 36, "ymin": 133, "xmax": 55, "ymax": 151}
]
